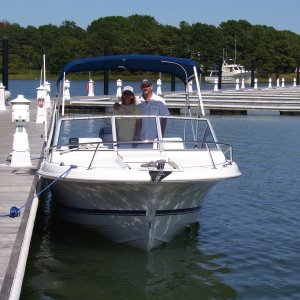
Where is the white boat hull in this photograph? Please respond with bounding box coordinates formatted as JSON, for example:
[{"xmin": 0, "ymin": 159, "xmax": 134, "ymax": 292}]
[
  {"xmin": 47, "ymin": 179, "xmax": 216, "ymax": 250},
  {"xmin": 205, "ymin": 73, "xmax": 251, "ymax": 84}
]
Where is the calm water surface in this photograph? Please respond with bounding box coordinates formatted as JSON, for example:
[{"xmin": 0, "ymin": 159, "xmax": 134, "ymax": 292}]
[{"xmin": 9, "ymin": 80, "xmax": 299, "ymax": 299}]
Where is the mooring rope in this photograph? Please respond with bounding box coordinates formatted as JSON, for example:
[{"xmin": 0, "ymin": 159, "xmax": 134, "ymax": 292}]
[{"xmin": 0, "ymin": 165, "xmax": 77, "ymax": 218}]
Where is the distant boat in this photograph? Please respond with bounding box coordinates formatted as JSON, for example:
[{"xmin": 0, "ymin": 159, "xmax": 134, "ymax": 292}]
[{"xmin": 205, "ymin": 59, "xmax": 251, "ymax": 84}]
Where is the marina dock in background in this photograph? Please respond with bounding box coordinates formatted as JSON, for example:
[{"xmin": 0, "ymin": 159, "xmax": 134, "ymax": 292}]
[
  {"xmin": 63, "ymin": 85, "xmax": 300, "ymax": 115},
  {"xmin": 0, "ymin": 104, "xmax": 47, "ymax": 300}
]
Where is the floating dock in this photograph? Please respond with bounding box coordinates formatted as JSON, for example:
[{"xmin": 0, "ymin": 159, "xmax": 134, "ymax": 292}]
[
  {"xmin": 62, "ymin": 86, "xmax": 300, "ymax": 115},
  {"xmin": 165, "ymin": 86, "xmax": 300, "ymax": 115},
  {"xmin": 0, "ymin": 103, "xmax": 47, "ymax": 300}
]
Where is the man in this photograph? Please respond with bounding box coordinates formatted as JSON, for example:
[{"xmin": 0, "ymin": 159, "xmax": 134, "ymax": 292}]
[
  {"xmin": 136, "ymin": 79, "xmax": 167, "ymax": 104},
  {"xmin": 138, "ymin": 79, "xmax": 170, "ymax": 141}
]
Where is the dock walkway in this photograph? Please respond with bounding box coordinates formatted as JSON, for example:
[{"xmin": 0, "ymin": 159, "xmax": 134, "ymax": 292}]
[{"xmin": 0, "ymin": 102, "xmax": 46, "ymax": 300}]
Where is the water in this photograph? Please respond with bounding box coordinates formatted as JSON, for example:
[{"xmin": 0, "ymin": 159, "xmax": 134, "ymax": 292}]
[{"xmin": 7, "ymin": 80, "xmax": 300, "ymax": 299}]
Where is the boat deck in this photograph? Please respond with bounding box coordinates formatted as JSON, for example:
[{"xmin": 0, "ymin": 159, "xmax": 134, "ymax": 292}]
[{"xmin": 0, "ymin": 102, "xmax": 47, "ymax": 299}]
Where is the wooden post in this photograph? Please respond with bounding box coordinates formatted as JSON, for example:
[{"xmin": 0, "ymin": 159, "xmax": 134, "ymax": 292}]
[
  {"xmin": 2, "ymin": 35, "xmax": 8, "ymax": 90},
  {"xmin": 103, "ymin": 47, "xmax": 109, "ymax": 95},
  {"xmin": 218, "ymin": 57, "xmax": 222, "ymax": 90},
  {"xmin": 171, "ymin": 74, "xmax": 175, "ymax": 91},
  {"xmin": 251, "ymin": 58, "xmax": 255, "ymax": 88}
]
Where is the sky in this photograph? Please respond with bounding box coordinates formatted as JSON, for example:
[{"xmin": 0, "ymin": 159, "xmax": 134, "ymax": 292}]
[{"xmin": 1, "ymin": 0, "xmax": 300, "ymax": 34}]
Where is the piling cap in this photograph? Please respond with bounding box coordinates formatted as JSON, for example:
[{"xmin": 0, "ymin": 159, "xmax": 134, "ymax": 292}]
[{"xmin": 10, "ymin": 95, "xmax": 31, "ymax": 104}]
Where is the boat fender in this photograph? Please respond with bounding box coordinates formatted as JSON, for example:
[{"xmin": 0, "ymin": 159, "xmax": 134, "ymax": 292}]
[
  {"xmin": 38, "ymin": 99, "xmax": 44, "ymax": 107},
  {"xmin": 86, "ymin": 83, "xmax": 89, "ymax": 93}
]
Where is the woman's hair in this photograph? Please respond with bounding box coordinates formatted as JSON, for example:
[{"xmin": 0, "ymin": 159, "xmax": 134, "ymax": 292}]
[{"xmin": 121, "ymin": 91, "xmax": 135, "ymax": 104}]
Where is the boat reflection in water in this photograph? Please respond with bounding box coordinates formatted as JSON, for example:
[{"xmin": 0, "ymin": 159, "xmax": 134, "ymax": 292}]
[
  {"xmin": 22, "ymin": 190, "xmax": 236, "ymax": 299},
  {"xmin": 38, "ymin": 55, "xmax": 241, "ymax": 250}
]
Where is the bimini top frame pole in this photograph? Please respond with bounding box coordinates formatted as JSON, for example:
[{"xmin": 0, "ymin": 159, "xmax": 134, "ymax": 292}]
[{"xmin": 193, "ymin": 66, "xmax": 205, "ymax": 117}]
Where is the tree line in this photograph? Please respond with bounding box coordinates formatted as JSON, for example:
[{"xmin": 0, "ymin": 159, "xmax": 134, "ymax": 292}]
[{"xmin": 1, "ymin": 15, "xmax": 300, "ymax": 78}]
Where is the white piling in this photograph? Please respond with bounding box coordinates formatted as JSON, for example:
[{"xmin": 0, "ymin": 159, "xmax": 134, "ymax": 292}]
[
  {"xmin": 116, "ymin": 79, "xmax": 122, "ymax": 100},
  {"xmin": 276, "ymin": 78, "xmax": 280, "ymax": 88},
  {"xmin": 36, "ymin": 85, "xmax": 46, "ymax": 123},
  {"xmin": 11, "ymin": 126, "xmax": 32, "ymax": 167},
  {"xmin": 64, "ymin": 80, "xmax": 71, "ymax": 101},
  {"xmin": 241, "ymin": 78, "xmax": 245, "ymax": 89},
  {"xmin": 44, "ymin": 81, "xmax": 51, "ymax": 108},
  {"xmin": 235, "ymin": 78, "xmax": 240, "ymax": 90},
  {"xmin": 10, "ymin": 95, "xmax": 32, "ymax": 167},
  {"xmin": 213, "ymin": 79, "xmax": 218, "ymax": 91},
  {"xmin": 254, "ymin": 78, "xmax": 258, "ymax": 89},
  {"xmin": 87, "ymin": 79, "xmax": 95, "ymax": 96},
  {"xmin": 293, "ymin": 78, "xmax": 296, "ymax": 87},
  {"xmin": 0, "ymin": 82, "xmax": 6, "ymax": 110},
  {"xmin": 281, "ymin": 78, "xmax": 285, "ymax": 88},
  {"xmin": 157, "ymin": 79, "xmax": 162, "ymax": 95},
  {"xmin": 268, "ymin": 78, "xmax": 272, "ymax": 88},
  {"xmin": 188, "ymin": 80, "xmax": 193, "ymax": 94}
]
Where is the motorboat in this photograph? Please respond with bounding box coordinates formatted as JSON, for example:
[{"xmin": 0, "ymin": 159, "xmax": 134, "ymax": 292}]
[
  {"xmin": 38, "ymin": 55, "xmax": 241, "ymax": 250},
  {"xmin": 205, "ymin": 59, "xmax": 251, "ymax": 84}
]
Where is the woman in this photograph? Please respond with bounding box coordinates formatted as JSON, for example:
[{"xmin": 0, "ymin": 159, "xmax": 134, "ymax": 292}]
[{"xmin": 113, "ymin": 86, "xmax": 141, "ymax": 147}]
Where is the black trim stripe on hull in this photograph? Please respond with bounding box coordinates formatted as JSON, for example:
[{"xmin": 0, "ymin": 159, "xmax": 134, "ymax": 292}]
[
  {"xmin": 56, "ymin": 204, "xmax": 201, "ymax": 217},
  {"xmin": 156, "ymin": 206, "xmax": 201, "ymax": 216}
]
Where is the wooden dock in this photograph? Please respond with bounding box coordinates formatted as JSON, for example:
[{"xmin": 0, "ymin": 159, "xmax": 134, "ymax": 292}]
[
  {"xmin": 0, "ymin": 102, "xmax": 47, "ymax": 299},
  {"xmin": 165, "ymin": 85, "xmax": 300, "ymax": 115},
  {"xmin": 63, "ymin": 86, "xmax": 300, "ymax": 115}
]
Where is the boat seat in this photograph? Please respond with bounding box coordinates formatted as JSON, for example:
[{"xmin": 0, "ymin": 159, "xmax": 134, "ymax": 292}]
[
  {"xmin": 153, "ymin": 137, "xmax": 185, "ymax": 150},
  {"xmin": 99, "ymin": 125, "xmax": 113, "ymax": 143},
  {"xmin": 78, "ymin": 138, "xmax": 106, "ymax": 149}
]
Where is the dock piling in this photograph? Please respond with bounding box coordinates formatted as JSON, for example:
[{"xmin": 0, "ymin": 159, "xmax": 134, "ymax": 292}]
[
  {"xmin": 235, "ymin": 78, "xmax": 240, "ymax": 90},
  {"xmin": 36, "ymin": 85, "xmax": 46, "ymax": 123},
  {"xmin": 213, "ymin": 79, "xmax": 218, "ymax": 92},
  {"xmin": 254, "ymin": 78, "xmax": 258, "ymax": 90},
  {"xmin": 0, "ymin": 82, "xmax": 6, "ymax": 110},
  {"xmin": 157, "ymin": 79, "xmax": 162, "ymax": 95},
  {"xmin": 116, "ymin": 79, "xmax": 122, "ymax": 100},
  {"xmin": 241, "ymin": 78, "xmax": 245, "ymax": 89},
  {"xmin": 87, "ymin": 79, "xmax": 95, "ymax": 97},
  {"xmin": 268, "ymin": 78, "xmax": 272, "ymax": 88}
]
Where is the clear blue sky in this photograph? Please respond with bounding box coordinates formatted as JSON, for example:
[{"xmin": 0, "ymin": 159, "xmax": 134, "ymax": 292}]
[{"xmin": 1, "ymin": 0, "xmax": 300, "ymax": 34}]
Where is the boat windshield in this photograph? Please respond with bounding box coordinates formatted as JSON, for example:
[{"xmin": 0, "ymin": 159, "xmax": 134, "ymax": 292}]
[{"xmin": 55, "ymin": 116, "xmax": 217, "ymax": 150}]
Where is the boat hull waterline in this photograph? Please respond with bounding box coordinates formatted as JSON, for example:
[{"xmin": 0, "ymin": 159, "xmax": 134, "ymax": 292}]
[{"xmin": 46, "ymin": 179, "xmax": 216, "ymax": 250}]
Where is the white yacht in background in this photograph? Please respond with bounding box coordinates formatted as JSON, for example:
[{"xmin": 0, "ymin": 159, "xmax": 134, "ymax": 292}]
[
  {"xmin": 38, "ymin": 54, "xmax": 241, "ymax": 250},
  {"xmin": 205, "ymin": 59, "xmax": 251, "ymax": 84}
]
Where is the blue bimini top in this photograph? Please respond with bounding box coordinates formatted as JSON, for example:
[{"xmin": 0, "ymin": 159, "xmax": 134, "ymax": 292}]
[{"xmin": 57, "ymin": 54, "xmax": 202, "ymax": 85}]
